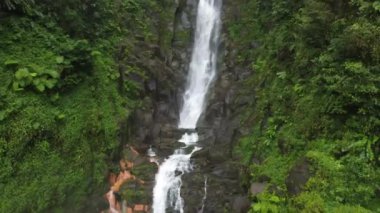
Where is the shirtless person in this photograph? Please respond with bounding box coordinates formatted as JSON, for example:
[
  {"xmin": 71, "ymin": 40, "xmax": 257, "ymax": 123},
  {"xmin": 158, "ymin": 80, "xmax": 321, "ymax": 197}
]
[
  {"xmin": 106, "ymin": 169, "xmax": 145, "ymax": 212},
  {"xmin": 105, "ymin": 145, "xmax": 149, "ymax": 213}
]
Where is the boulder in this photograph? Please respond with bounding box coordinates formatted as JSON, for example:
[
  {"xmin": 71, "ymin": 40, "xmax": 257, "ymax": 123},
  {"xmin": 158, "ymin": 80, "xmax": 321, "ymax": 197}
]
[
  {"xmin": 232, "ymin": 196, "xmax": 250, "ymax": 213},
  {"xmin": 285, "ymin": 159, "xmax": 311, "ymax": 195},
  {"xmin": 250, "ymin": 182, "xmax": 267, "ymax": 196}
]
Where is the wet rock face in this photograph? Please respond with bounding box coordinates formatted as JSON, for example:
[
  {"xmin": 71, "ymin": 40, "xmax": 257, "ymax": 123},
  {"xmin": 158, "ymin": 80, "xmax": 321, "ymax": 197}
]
[
  {"xmin": 126, "ymin": 0, "xmax": 198, "ymax": 148},
  {"xmin": 125, "ymin": 0, "xmax": 251, "ymax": 212}
]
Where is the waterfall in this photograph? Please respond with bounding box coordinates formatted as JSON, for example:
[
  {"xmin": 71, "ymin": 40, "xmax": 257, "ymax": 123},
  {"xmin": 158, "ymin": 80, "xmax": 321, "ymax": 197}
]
[
  {"xmin": 152, "ymin": 0, "xmax": 221, "ymax": 212},
  {"xmin": 178, "ymin": 0, "xmax": 221, "ymax": 129}
]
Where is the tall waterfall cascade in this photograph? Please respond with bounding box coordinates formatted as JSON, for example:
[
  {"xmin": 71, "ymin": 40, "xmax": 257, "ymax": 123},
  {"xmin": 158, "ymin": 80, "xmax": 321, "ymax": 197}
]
[
  {"xmin": 178, "ymin": 0, "xmax": 221, "ymax": 130},
  {"xmin": 152, "ymin": 0, "xmax": 222, "ymax": 212}
]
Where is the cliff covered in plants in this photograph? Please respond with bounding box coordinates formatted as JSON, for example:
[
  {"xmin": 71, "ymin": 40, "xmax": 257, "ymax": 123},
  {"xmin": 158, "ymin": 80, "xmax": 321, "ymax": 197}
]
[
  {"xmin": 0, "ymin": 0, "xmax": 176, "ymax": 212},
  {"xmin": 227, "ymin": 0, "xmax": 380, "ymax": 212}
]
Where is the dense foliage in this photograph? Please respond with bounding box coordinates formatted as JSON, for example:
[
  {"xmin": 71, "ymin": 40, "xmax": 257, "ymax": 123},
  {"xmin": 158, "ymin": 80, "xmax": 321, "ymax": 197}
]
[
  {"xmin": 2, "ymin": 0, "xmax": 379, "ymax": 212},
  {"xmin": 230, "ymin": 0, "xmax": 380, "ymax": 212},
  {"xmin": 0, "ymin": 0, "xmax": 173, "ymax": 212}
]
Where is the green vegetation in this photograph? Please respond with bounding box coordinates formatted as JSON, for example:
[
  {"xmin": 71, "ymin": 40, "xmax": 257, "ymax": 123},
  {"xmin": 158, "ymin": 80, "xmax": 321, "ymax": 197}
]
[
  {"xmin": 0, "ymin": 0, "xmax": 174, "ymax": 212},
  {"xmin": 2, "ymin": 0, "xmax": 379, "ymax": 212},
  {"xmin": 230, "ymin": 0, "xmax": 380, "ymax": 212}
]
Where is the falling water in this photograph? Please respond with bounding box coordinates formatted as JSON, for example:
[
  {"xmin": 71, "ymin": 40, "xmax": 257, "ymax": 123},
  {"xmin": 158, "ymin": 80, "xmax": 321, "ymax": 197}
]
[
  {"xmin": 152, "ymin": 147, "xmax": 201, "ymax": 213},
  {"xmin": 199, "ymin": 176, "xmax": 208, "ymax": 213},
  {"xmin": 179, "ymin": 0, "xmax": 221, "ymax": 129},
  {"xmin": 152, "ymin": 0, "xmax": 221, "ymax": 212}
]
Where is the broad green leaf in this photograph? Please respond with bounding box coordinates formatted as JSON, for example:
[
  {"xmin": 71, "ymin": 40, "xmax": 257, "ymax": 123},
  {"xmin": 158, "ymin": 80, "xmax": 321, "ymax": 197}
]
[
  {"xmin": 33, "ymin": 123, "xmax": 40, "ymax": 130},
  {"xmin": 373, "ymin": 2, "xmax": 380, "ymax": 12},
  {"xmin": 4, "ymin": 59, "xmax": 19, "ymax": 66},
  {"xmin": 56, "ymin": 56, "xmax": 64, "ymax": 64},
  {"xmin": 253, "ymin": 204, "xmax": 261, "ymax": 211},
  {"xmin": 36, "ymin": 83, "xmax": 45, "ymax": 92},
  {"xmin": 57, "ymin": 114, "xmax": 65, "ymax": 119},
  {"xmin": 12, "ymin": 82, "xmax": 23, "ymax": 91},
  {"xmin": 91, "ymin": 50, "xmax": 101, "ymax": 56},
  {"xmin": 15, "ymin": 68, "xmax": 29, "ymax": 80},
  {"xmin": 46, "ymin": 70, "xmax": 60, "ymax": 79},
  {"xmin": 45, "ymin": 79, "xmax": 57, "ymax": 89},
  {"xmin": 27, "ymin": 64, "xmax": 43, "ymax": 74},
  {"xmin": 269, "ymin": 195, "xmax": 280, "ymax": 203},
  {"xmin": 0, "ymin": 111, "xmax": 5, "ymax": 121}
]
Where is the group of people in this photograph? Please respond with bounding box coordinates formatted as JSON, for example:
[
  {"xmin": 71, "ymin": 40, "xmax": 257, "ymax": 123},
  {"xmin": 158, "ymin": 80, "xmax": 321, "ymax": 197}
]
[{"xmin": 104, "ymin": 145, "xmax": 155, "ymax": 213}]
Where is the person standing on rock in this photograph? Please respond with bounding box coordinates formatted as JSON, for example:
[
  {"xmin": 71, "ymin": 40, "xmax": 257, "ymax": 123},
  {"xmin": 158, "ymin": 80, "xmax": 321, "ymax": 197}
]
[
  {"xmin": 123, "ymin": 145, "xmax": 151, "ymax": 213},
  {"xmin": 106, "ymin": 165, "xmax": 147, "ymax": 212},
  {"xmin": 105, "ymin": 145, "xmax": 153, "ymax": 213}
]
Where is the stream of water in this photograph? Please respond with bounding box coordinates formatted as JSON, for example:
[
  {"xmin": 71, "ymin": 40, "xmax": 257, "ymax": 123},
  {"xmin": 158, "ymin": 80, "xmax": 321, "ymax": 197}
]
[{"xmin": 152, "ymin": 0, "xmax": 222, "ymax": 212}]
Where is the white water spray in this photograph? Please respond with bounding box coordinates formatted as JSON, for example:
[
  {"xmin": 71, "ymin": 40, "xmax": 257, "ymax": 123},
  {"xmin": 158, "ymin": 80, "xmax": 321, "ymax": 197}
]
[
  {"xmin": 179, "ymin": 0, "xmax": 221, "ymax": 129},
  {"xmin": 153, "ymin": 0, "xmax": 221, "ymax": 212}
]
